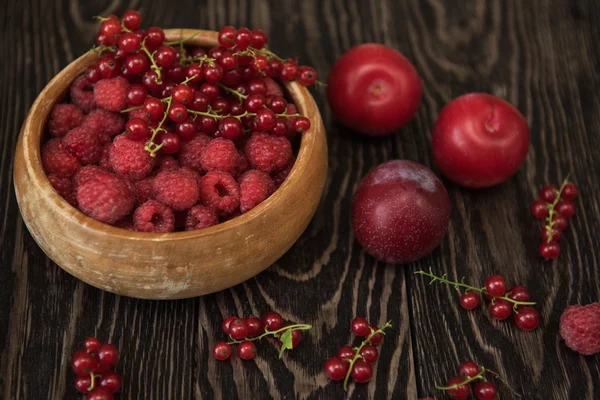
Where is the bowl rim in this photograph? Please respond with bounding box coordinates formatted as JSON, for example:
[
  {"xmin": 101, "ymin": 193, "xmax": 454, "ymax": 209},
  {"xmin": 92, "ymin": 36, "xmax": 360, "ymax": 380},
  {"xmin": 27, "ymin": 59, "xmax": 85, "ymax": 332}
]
[{"xmin": 19, "ymin": 28, "xmax": 324, "ymax": 242}]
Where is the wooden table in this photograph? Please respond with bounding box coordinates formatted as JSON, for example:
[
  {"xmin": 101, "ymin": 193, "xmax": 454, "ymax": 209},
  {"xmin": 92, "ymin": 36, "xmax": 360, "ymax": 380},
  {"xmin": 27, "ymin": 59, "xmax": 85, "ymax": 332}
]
[{"xmin": 1, "ymin": 0, "xmax": 599, "ymax": 399}]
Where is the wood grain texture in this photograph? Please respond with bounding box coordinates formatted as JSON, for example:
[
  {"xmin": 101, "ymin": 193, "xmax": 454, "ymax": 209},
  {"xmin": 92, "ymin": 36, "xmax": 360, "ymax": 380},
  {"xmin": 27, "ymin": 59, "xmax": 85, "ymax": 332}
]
[{"xmin": 0, "ymin": 0, "xmax": 598, "ymax": 399}]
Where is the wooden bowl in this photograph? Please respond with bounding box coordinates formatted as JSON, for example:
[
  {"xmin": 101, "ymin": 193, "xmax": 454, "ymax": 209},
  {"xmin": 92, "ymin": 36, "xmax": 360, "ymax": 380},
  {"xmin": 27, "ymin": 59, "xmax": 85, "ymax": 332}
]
[{"xmin": 13, "ymin": 29, "xmax": 327, "ymax": 300}]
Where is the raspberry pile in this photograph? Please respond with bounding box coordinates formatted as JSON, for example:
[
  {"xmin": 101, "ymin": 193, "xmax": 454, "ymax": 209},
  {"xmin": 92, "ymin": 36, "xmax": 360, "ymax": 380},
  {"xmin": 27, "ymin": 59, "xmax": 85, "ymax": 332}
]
[
  {"xmin": 415, "ymin": 269, "xmax": 540, "ymax": 331},
  {"xmin": 42, "ymin": 10, "xmax": 317, "ymax": 231},
  {"xmin": 71, "ymin": 337, "xmax": 121, "ymax": 400},
  {"xmin": 324, "ymin": 318, "xmax": 392, "ymax": 390},
  {"xmin": 213, "ymin": 311, "xmax": 312, "ymax": 361},
  {"xmin": 559, "ymin": 302, "xmax": 600, "ymax": 355},
  {"xmin": 436, "ymin": 360, "xmax": 517, "ymax": 400},
  {"xmin": 530, "ymin": 178, "xmax": 579, "ymax": 260}
]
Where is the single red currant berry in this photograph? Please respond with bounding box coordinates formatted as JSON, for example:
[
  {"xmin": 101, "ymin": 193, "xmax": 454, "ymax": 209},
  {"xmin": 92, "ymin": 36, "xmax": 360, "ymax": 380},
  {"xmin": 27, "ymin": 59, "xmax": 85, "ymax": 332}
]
[
  {"xmin": 142, "ymin": 71, "xmax": 162, "ymax": 91},
  {"xmin": 229, "ymin": 318, "xmax": 249, "ymax": 339},
  {"xmin": 247, "ymin": 79, "xmax": 267, "ymax": 95},
  {"xmin": 556, "ymin": 200, "xmax": 576, "ymax": 218},
  {"xmin": 489, "ymin": 299, "xmax": 513, "ymax": 320},
  {"xmin": 507, "ymin": 286, "xmax": 530, "ymax": 302},
  {"xmin": 156, "ymin": 132, "xmax": 181, "ymax": 154},
  {"xmin": 244, "ymin": 94, "xmax": 266, "ymax": 112},
  {"xmin": 262, "ymin": 312, "xmax": 283, "ymax": 331},
  {"xmin": 296, "ymin": 66, "xmax": 318, "ymax": 86},
  {"xmin": 230, "ymin": 102, "xmax": 245, "ymax": 116},
  {"xmin": 124, "ymin": 53, "xmax": 150, "ymax": 75},
  {"xmin": 97, "ymin": 343, "xmax": 119, "ymax": 367},
  {"xmin": 268, "ymin": 96, "xmax": 287, "ymax": 113},
  {"xmin": 122, "ymin": 10, "xmax": 141, "ymax": 30},
  {"xmin": 85, "ymin": 387, "xmax": 114, "ymax": 400},
  {"xmin": 143, "ymin": 97, "xmax": 165, "ymax": 122},
  {"xmin": 245, "ymin": 316, "xmax": 265, "ymax": 337},
  {"xmin": 72, "ymin": 350, "xmax": 96, "ymax": 376},
  {"xmin": 99, "ymin": 372, "xmax": 122, "ymax": 393},
  {"xmin": 83, "ymin": 337, "xmax": 102, "ymax": 353},
  {"xmin": 250, "ymin": 29, "xmax": 268, "ymax": 49},
  {"xmin": 218, "ymin": 26, "xmax": 237, "ymax": 48},
  {"xmin": 235, "ymin": 27, "xmax": 252, "ymax": 49},
  {"xmin": 161, "ymin": 83, "xmax": 176, "ymax": 98},
  {"xmin": 176, "ymin": 120, "xmax": 198, "ymax": 141},
  {"xmin": 351, "ymin": 317, "xmax": 371, "ymax": 336},
  {"xmin": 211, "ymin": 98, "xmax": 230, "ymax": 114},
  {"xmin": 539, "ymin": 242, "xmax": 560, "ymax": 259},
  {"xmin": 272, "ymin": 118, "xmax": 288, "ymax": 136},
  {"xmin": 199, "ymin": 116, "xmax": 218, "ymax": 135},
  {"xmin": 221, "ymin": 316, "xmax": 237, "ymax": 334},
  {"xmin": 459, "ymin": 291, "xmax": 481, "ymax": 310},
  {"xmin": 217, "ymin": 51, "xmax": 236, "ymax": 70},
  {"xmin": 126, "ymin": 84, "xmax": 148, "ymax": 106},
  {"xmin": 514, "ymin": 306, "xmax": 540, "ymax": 331},
  {"xmin": 208, "ymin": 46, "xmax": 225, "ymax": 60},
  {"xmin": 484, "ymin": 275, "xmax": 507, "ymax": 297},
  {"xmin": 324, "ymin": 356, "xmax": 350, "ymax": 381},
  {"xmin": 189, "ymin": 91, "xmax": 211, "ymax": 112},
  {"xmin": 369, "ymin": 326, "xmax": 383, "ymax": 345},
  {"xmin": 145, "ymin": 27, "xmax": 166, "ymax": 50},
  {"xmin": 185, "ymin": 63, "xmax": 203, "ymax": 83},
  {"xmin": 293, "ymin": 116, "xmax": 311, "ymax": 133},
  {"xmin": 97, "ymin": 54, "xmax": 121, "ymax": 79},
  {"xmin": 266, "ymin": 59, "xmax": 283, "ymax": 78},
  {"xmin": 359, "ymin": 344, "xmax": 379, "ymax": 363},
  {"xmin": 168, "ymin": 103, "xmax": 188, "ymax": 123},
  {"xmin": 126, "ymin": 118, "xmax": 151, "ymax": 141},
  {"xmin": 222, "ymin": 68, "xmax": 243, "ymax": 86},
  {"xmin": 280, "ymin": 61, "xmax": 298, "ymax": 81},
  {"xmin": 96, "ymin": 33, "xmax": 108, "ymax": 46},
  {"xmin": 255, "ymin": 109, "xmax": 276, "ymax": 130},
  {"xmin": 200, "ymin": 82, "xmax": 220, "ymax": 100},
  {"xmin": 238, "ymin": 340, "xmax": 257, "ymax": 360},
  {"xmin": 541, "ymin": 227, "xmax": 562, "ymax": 243},
  {"xmin": 204, "ymin": 64, "xmax": 223, "ymax": 83},
  {"xmin": 350, "ymin": 360, "xmax": 373, "ymax": 383},
  {"xmin": 551, "ymin": 215, "xmax": 569, "ymax": 231},
  {"xmin": 155, "ymin": 46, "xmax": 178, "ymax": 68},
  {"xmin": 530, "ymin": 200, "xmax": 549, "ymax": 219},
  {"xmin": 474, "ymin": 381, "xmax": 498, "ymax": 400},
  {"xmin": 172, "ymin": 84, "xmax": 194, "ymax": 104},
  {"xmin": 213, "ymin": 341, "xmax": 232, "ymax": 360},
  {"xmin": 218, "ymin": 117, "xmax": 244, "ymax": 141},
  {"xmin": 118, "ymin": 32, "xmax": 141, "ymax": 53},
  {"xmin": 74, "ymin": 375, "xmax": 92, "ymax": 393},
  {"xmin": 458, "ymin": 360, "xmax": 481, "ymax": 378},
  {"xmin": 337, "ymin": 345, "xmax": 355, "ymax": 360},
  {"xmin": 166, "ymin": 63, "xmax": 186, "ymax": 83},
  {"xmin": 445, "ymin": 377, "xmax": 471, "ymax": 400},
  {"xmin": 253, "ymin": 55, "xmax": 269, "ymax": 72},
  {"xmin": 562, "ymin": 183, "xmax": 578, "ymax": 200},
  {"xmin": 100, "ymin": 19, "xmax": 121, "ymax": 45},
  {"xmin": 86, "ymin": 64, "xmax": 102, "ymax": 83},
  {"xmin": 540, "ymin": 184, "xmax": 558, "ymax": 202}
]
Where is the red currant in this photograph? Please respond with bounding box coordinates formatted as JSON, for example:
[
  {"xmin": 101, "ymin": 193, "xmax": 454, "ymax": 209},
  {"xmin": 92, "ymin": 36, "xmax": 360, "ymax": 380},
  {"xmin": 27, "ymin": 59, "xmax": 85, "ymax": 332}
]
[
  {"xmin": 230, "ymin": 102, "xmax": 245, "ymax": 116},
  {"xmin": 83, "ymin": 337, "xmax": 102, "ymax": 353},
  {"xmin": 262, "ymin": 312, "xmax": 283, "ymax": 331},
  {"xmin": 229, "ymin": 318, "xmax": 249, "ymax": 339},
  {"xmin": 541, "ymin": 227, "xmax": 562, "ymax": 243},
  {"xmin": 350, "ymin": 360, "xmax": 373, "ymax": 383},
  {"xmin": 211, "ymin": 98, "xmax": 230, "ymax": 114},
  {"xmin": 272, "ymin": 118, "xmax": 288, "ymax": 136},
  {"xmin": 199, "ymin": 116, "xmax": 218, "ymax": 135},
  {"xmin": 124, "ymin": 53, "xmax": 150, "ymax": 75},
  {"xmin": 293, "ymin": 116, "xmax": 310, "ymax": 133},
  {"xmin": 97, "ymin": 54, "xmax": 120, "ymax": 79},
  {"xmin": 118, "ymin": 32, "xmax": 141, "ymax": 53},
  {"xmin": 222, "ymin": 68, "xmax": 243, "ymax": 86},
  {"xmin": 126, "ymin": 118, "xmax": 151, "ymax": 141},
  {"xmin": 85, "ymin": 387, "xmax": 114, "ymax": 400},
  {"xmin": 489, "ymin": 299, "xmax": 513, "ymax": 320},
  {"xmin": 218, "ymin": 117, "xmax": 244, "ymax": 141},
  {"xmin": 514, "ymin": 306, "xmax": 540, "ymax": 331},
  {"xmin": 143, "ymin": 98, "xmax": 165, "ymax": 122},
  {"xmin": 145, "ymin": 27, "xmax": 166, "ymax": 50},
  {"xmin": 218, "ymin": 26, "xmax": 237, "ymax": 48},
  {"xmin": 122, "ymin": 10, "xmax": 141, "ymax": 30},
  {"xmin": 459, "ymin": 291, "xmax": 481, "ymax": 310},
  {"xmin": 250, "ymin": 29, "xmax": 268, "ymax": 49},
  {"xmin": 474, "ymin": 381, "xmax": 498, "ymax": 400},
  {"xmin": 166, "ymin": 63, "xmax": 186, "ymax": 83},
  {"xmin": 280, "ymin": 61, "xmax": 298, "ymax": 81},
  {"xmin": 142, "ymin": 71, "xmax": 162, "ymax": 91},
  {"xmin": 268, "ymin": 96, "xmax": 287, "ymax": 113},
  {"xmin": 556, "ymin": 200, "xmax": 576, "ymax": 218},
  {"xmin": 551, "ymin": 214, "xmax": 569, "ymax": 231},
  {"xmin": 337, "ymin": 345, "xmax": 355, "ymax": 360},
  {"xmin": 86, "ymin": 64, "xmax": 102, "ymax": 83},
  {"xmin": 324, "ymin": 356, "xmax": 350, "ymax": 381},
  {"xmin": 539, "ymin": 242, "xmax": 560, "ymax": 259},
  {"xmin": 126, "ymin": 84, "xmax": 148, "ymax": 106},
  {"xmin": 530, "ymin": 200, "xmax": 549, "ymax": 219},
  {"xmin": 200, "ymin": 82, "xmax": 220, "ymax": 100},
  {"xmin": 156, "ymin": 132, "xmax": 181, "ymax": 154},
  {"xmin": 253, "ymin": 55, "xmax": 269, "ymax": 72},
  {"xmin": 185, "ymin": 63, "xmax": 203, "ymax": 82},
  {"xmin": 445, "ymin": 377, "xmax": 470, "ymax": 400},
  {"xmin": 99, "ymin": 372, "xmax": 122, "ymax": 393},
  {"xmin": 484, "ymin": 275, "xmax": 507, "ymax": 297},
  {"xmin": 100, "ymin": 19, "xmax": 121, "ymax": 45},
  {"xmin": 507, "ymin": 285, "xmax": 530, "ymax": 302},
  {"xmin": 176, "ymin": 120, "xmax": 198, "ymax": 141},
  {"xmin": 208, "ymin": 46, "xmax": 225, "ymax": 60},
  {"xmin": 255, "ymin": 109, "xmax": 276, "ymax": 130},
  {"xmin": 540, "ymin": 184, "xmax": 558, "ymax": 202},
  {"xmin": 155, "ymin": 46, "xmax": 178, "ymax": 68},
  {"xmin": 161, "ymin": 83, "xmax": 176, "ymax": 98},
  {"xmin": 237, "ymin": 340, "xmax": 257, "ymax": 360},
  {"xmin": 266, "ymin": 60, "xmax": 283, "ymax": 78},
  {"xmin": 217, "ymin": 51, "xmax": 236, "ymax": 70},
  {"xmin": 213, "ymin": 341, "xmax": 232, "ymax": 360},
  {"xmin": 72, "ymin": 350, "xmax": 96, "ymax": 376},
  {"xmin": 369, "ymin": 326, "xmax": 383, "ymax": 345},
  {"xmin": 562, "ymin": 183, "xmax": 578, "ymax": 200},
  {"xmin": 172, "ymin": 84, "xmax": 194, "ymax": 104},
  {"xmin": 458, "ymin": 360, "xmax": 480, "ymax": 378},
  {"xmin": 187, "ymin": 92, "xmax": 209, "ymax": 112},
  {"xmin": 359, "ymin": 345, "xmax": 379, "ymax": 363},
  {"xmin": 245, "ymin": 316, "xmax": 264, "ymax": 337},
  {"xmin": 221, "ymin": 316, "xmax": 237, "ymax": 334},
  {"xmin": 74, "ymin": 375, "xmax": 92, "ymax": 393},
  {"xmin": 235, "ymin": 27, "xmax": 252, "ymax": 50},
  {"xmin": 244, "ymin": 94, "xmax": 266, "ymax": 112},
  {"xmin": 97, "ymin": 343, "xmax": 119, "ymax": 367},
  {"xmin": 204, "ymin": 64, "xmax": 223, "ymax": 83},
  {"xmin": 296, "ymin": 66, "xmax": 318, "ymax": 86},
  {"xmin": 168, "ymin": 103, "xmax": 188, "ymax": 122},
  {"xmin": 246, "ymin": 79, "xmax": 267, "ymax": 95},
  {"xmin": 351, "ymin": 317, "xmax": 371, "ymax": 336}
]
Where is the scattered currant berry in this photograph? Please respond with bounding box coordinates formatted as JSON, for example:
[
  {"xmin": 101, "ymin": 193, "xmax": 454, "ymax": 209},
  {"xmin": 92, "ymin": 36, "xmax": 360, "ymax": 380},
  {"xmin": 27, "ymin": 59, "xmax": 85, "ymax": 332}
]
[
  {"xmin": 213, "ymin": 342, "xmax": 232, "ymax": 360},
  {"xmin": 245, "ymin": 316, "xmax": 264, "ymax": 337},
  {"xmin": 514, "ymin": 306, "xmax": 540, "ymax": 331},
  {"xmin": 438, "ymin": 361, "xmax": 518, "ymax": 399},
  {"xmin": 443, "ymin": 377, "xmax": 471, "ymax": 400},
  {"xmin": 359, "ymin": 345, "xmax": 379, "ymax": 363},
  {"xmin": 262, "ymin": 311, "xmax": 283, "ymax": 331},
  {"xmin": 556, "ymin": 200, "xmax": 576, "ymax": 218},
  {"xmin": 228, "ymin": 318, "xmax": 249, "ymax": 340},
  {"xmin": 237, "ymin": 341, "xmax": 257, "ymax": 360},
  {"xmin": 325, "ymin": 357, "xmax": 350, "ymax": 381},
  {"xmin": 507, "ymin": 286, "xmax": 530, "ymax": 302},
  {"xmin": 74, "ymin": 375, "xmax": 92, "ymax": 393},
  {"xmin": 539, "ymin": 242, "xmax": 560, "ymax": 259},
  {"xmin": 337, "ymin": 345, "xmax": 355, "ymax": 360},
  {"xmin": 458, "ymin": 360, "xmax": 481, "ymax": 378},
  {"xmin": 84, "ymin": 336, "xmax": 102, "ymax": 353},
  {"xmin": 350, "ymin": 360, "xmax": 373, "ymax": 383},
  {"xmin": 97, "ymin": 343, "xmax": 119, "ymax": 367},
  {"xmin": 530, "ymin": 200, "xmax": 549, "ymax": 219},
  {"xmin": 99, "ymin": 372, "xmax": 122, "ymax": 393},
  {"xmin": 71, "ymin": 337, "xmax": 121, "ymax": 397},
  {"xmin": 561, "ymin": 183, "xmax": 578, "ymax": 200},
  {"xmin": 489, "ymin": 299, "xmax": 513, "ymax": 321},
  {"xmin": 540, "ymin": 184, "xmax": 558, "ymax": 202},
  {"xmin": 473, "ymin": 382, "xmax": 498, "ymax": 400},
  {"xmin": 459, "ymin": 291, "xmax": 481, "ymax": 310},
  {"xmin": 484, "ymin": 275, "xmax": 507, "ymax": 297},
  {"xmin": 351, "ymin": 317, "xmax": 371, "ymax": 336},
  {"xmin": 72, "ymin": 350, "xmax": 96, "ymax": 376}
]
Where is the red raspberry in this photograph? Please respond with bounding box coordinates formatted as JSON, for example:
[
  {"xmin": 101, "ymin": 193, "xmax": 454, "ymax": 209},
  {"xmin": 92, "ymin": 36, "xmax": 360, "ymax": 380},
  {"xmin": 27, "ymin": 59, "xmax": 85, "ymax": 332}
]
[
  {"xmin": 62, "ymin": 126, "xmax": 103, "ymax": 165},
  {"xmin": 180, "ymin": 167, "xmax": 202, "ymax": 187},
  {"xmin": 271, "ymin": 160, "xmax": 294, "ymax": 188},
  {"xmin": 198, "ymin": 171, "xmax": 240, "ymax": 215},
  {"xmin": 48, "ymin": 104, "xmax": 84, "ymax": 137},
  {"xmin": 185, "ymin": 205, "xmax": 219, "ymax": 231},
  {"xmin": 70, "ymin": 75, "xmax": 96, "ymax": 113},
  {"xmin": 76, "ymin": 171, "xmax": 135, "ymax": 224},
  {"xmin": 109, "ymin": 134, "xmax": 154, "ymax": 179},
  {"xmin": 264, "ymin": 78, "xmax": 284, "ymax": 97},
  {"xmin": 99, "ymin": 143, "xmax": 112, "ymax": 170},
  {"xmin": 47, "ymin": 174, "xmax": 77, "ymax": 206},
  {"xmin": 234, "ymin": 151, "xmax": 249, "ymax": 178},
  {"xmin": 157, "ymin": 155, "xmax": 179, "ymax": 171},
  {"xmin": 239, "ymin": 170, "xmax": 275, "ymax": 213},
  {"xmin": 41, "ymin": 139, "xmax": 80, "ymax": 177},
  {"xmin": 94, "ymin": 76, "xmax": 129, "ymax": 111},
  {"xmin": 133, "ymin": 200, "xmax": 175, "ymax": 232},
  {"xmin": 128, "ymin": 107, "xmax": 150, "ymax": 122},
  {"xmin": 179, "ymin": 134, "xmax": 212, "ymax": 170},
  {"xmin": 245, "ymin": 132, "xmax": 292, "ymax": 173},
  {"xmin": 153, "ymin": 169, "xmax": 199, "ymax": 211},
  {"xmin": 134, "ymin": 177, "xmax": 155, "ymax": 205},
  {"xmin": 81, "ymin": 109, "xmax": 125, "ymax": 142},
  {"xmin": 73, "ymin": 166, "xmax": 112, "ymax": 188},
  {"xmin": 200, "ymin": 138, "xmax": 238, "ymax": 174},
  {"xmin": 560, "ymin": 302, "xmax": 600, "ymax": 355}
]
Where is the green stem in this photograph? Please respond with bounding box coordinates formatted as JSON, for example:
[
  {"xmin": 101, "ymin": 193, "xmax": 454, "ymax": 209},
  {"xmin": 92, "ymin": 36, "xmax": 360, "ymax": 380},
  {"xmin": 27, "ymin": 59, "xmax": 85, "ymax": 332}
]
[
  {"xmin": 218, "ymin": 83, "xmax": 247, "ymax": 100},
  {"xmin": 87, "ymin": 372, "xmax": 96, "ymax": 391},
  {"xmin": 140, "ymin": 39, "xmax": 163, "ymax": 84},
  {"xmin": 343, "ymin": 321, "xmax": 392, "ymax": 391},
  {"xmin": 121, "ymin": 105, "xmax": 143, "ymax": 114},
  {"xmin": 436, "ymin": 366, "xmax": 486, "ymax": 390},
  {"xmin": 226, "ymin": 323, "xmax": 312, "ymax": 345},
  {"xmin": 414, "ymin": 269, "xmax": 536, "ymax": 307},
  {"xmin": 144, "ymin": 96, "xmax": 172, "ymax": 157},
  {"xmin": 543, "ymin": 176, "xmax": 570, "ymax": 243}
]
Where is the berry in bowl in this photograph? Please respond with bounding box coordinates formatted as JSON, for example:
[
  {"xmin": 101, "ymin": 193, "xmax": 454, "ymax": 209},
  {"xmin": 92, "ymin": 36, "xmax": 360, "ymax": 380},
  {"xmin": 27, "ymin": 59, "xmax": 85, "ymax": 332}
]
[{"xmin": 13, "ymin": 13, "xmax": 327, "ymax": 299}]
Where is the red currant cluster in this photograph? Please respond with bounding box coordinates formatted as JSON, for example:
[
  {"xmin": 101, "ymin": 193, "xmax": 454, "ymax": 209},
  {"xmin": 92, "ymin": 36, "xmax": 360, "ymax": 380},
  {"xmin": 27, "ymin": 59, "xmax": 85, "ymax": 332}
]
[
  {"xmin": 415, "ymin": 269, "xmax": 540, "ymax": 331},
  {"xmin": 71, "ymin": 337, "xmax": 121, "ymax": 400},
  {"xmin": 213, "ymin": 312, "xmax": 312, "ymax": 361},
  {"xmin": 530, "ymin": 179, "xmax": 578, "ymax": 260},
  {"xmin": 324, "ymin": 318, "xmax": 392, "ymax": 390},
  {"xmin": 437, "ymin": 360, "xmax": 516, "ymax": 400}
]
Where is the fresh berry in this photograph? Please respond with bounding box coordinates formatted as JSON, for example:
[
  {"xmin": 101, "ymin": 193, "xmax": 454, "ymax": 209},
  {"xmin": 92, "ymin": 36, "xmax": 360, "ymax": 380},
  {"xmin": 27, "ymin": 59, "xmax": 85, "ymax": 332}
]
[
  {"xmin": 296, "ymin": 66, "xmax": 317, "ymax": 86},
  {"xmin": 125, "ymin": 118, "xmax": 151, "ymax": 141},
  {"xmin": 484, "ymin": 275, "xmax": 507, "ymax": 297},
  {"xmin": 541, "ymin": 227, "xmax": 562, "ymax": 243},
  {"xmin": 99, "ymin": 372, "xmax": 122, "ymax": 393},
  {"xmin": 72, "ymin": 349, "xmax": 96, "ymax": 376},
  {"xmin": 133, "ymin": 200, "xmax": 175, "ymax": 232},
  {"xmin": 459, "ymin": 291, "xmax": 481, "ymax": 310},
  {"xmin": 122, "ymin": 10, "xmax": 141, "ymax": 30},
  {"xmin": 84, "ymin": 336, "xmax": 102, "ymax": 353},
  {"xmin": 489, "ymin": 299, "xmax": 513, "ymax": 320},
  {"xmin": 97, "ymin": 343, "xmax": 119, "ymax": 367},
  {"xmin": 246, "ymin": 317, "xmax": 264, "ymax": 337},
  {"xmin": 245, "ymin": 132, "xmax": 292, "ymax": 173},
  {"xmin": 458, "ymin": 360, "xmax": 480, "ymax": 378},
  {"xmin": 156, "ymin": 131, "xmax": 181, "ymax": 154},
  {"xmin": 540, "ymin": 184, "xmax": 558, "ymax": 202},
  {"xmin": 126, "ymin": 84, "xmax": 148, "ymax": 106},
  {"xmin": 70, "ymin": 75, "xmax": 96, "ymax": 112},
  {"xmin": 179, "ymin": 134, "xmax": 212, "ymax": 170},
  {"xmin": 562, "ymin": 183, "xmax": 578, "ymax": 200},
  {"xmin": 74, "ymin": 375, "xmax": 92, "ymax": 393},
  {"xmin": 514, "ymin": 306, "xmax": 540, "ymax": 331},
  {"xmin": 238, "ymin": 341, "xmax": 257, "ymax": 360},
  {"xmin": 76, "ymin": 171, "xmax": 135, "ymax": 224},
  {"xmin": 185, "ymin": 205, "xmax": 218, "ymax": 231},
  {"xmin": 350, "ymin": 360, "xmax": 373, "ymax": 383},
  {"xmin": 85, "ymin": 387, "xmax": 114, "ymax": 400},
  {"xmin": 559, "ymin": 302, "xmax": 600, "ymax": 355},
  {"xmin": 337, "ymin": 345, "xmax": 355, "ymax": 360},
  {"xmin": 445, "ymin": 377, "xmax": 470, "ymax": 400},
  {"xmin": 143, "ymin": 97, "xmax": 165, "ymax": 122},
  {"xmin": 48, "ymin": 104, "xmax": 84, "ymax": 137},
  {"xmin": 42, "ymin": 139, "xmax": 80, "ymax": 177},
  {"xmin": 198, "ymin": 171, "xmax": 240, "ymax": 215},
  {"xmin": 262, "ymin": 311, "xmax": 283, "ymax": 331},
  {"xmin": 507, "ymin": 286, "xmax": 530, "ymax": 302},
  {"xmin": 213, "ymin": 342, "xmax": 232, "ymax": 360},
  {"xmin": 200, "ymin": 138, "xmax": 238, "ymax": 174},
  {"xmin": 153, "ymin": 169, "xmax": 199, "ymax": 211},
  {"xmin": 73, "ymin": 165, "xmax": 112, "ymax": 188},
  {"xmin": 539, "ymin": 242, "xmax": 560, "ymax": 259},
  {"xmin": 556, "ymin": 200, "xmax": 576, "ymax": 218},
  {"xmin": 325, "ymin": 357, "xmax": 350, "ymax": 381},
  {"xmin": 351, "ymin": 317, "xmax": 371, "ymax": 337},
  {"xmin": 369, "ymin": 327, "xmax": 383, "ymax": 345},
  {"xmin": 552, "ymin": 214, "xmax": 569, "ymax": 231},
  {"xmin": 530, "ymin": 200, "xmax": 549, "ymax": 219},
  {"xmin": 278, "ymin": 325, "xmax": 302, "ymax": 348},
  {"xmin": 229, "ymin": 318, "xmax": 249, "ymax": 339},
  {"xmin": 359, "ymin": 345, "xmax": 378, "ymax": 363},
  {"xmin": 94, "ymin": 77, "xmax": 129, "ymax": 112},
  {"xmin": 271, "ymin": 161, "xmax": 293, "ymax": 187},
  {"xmin": 218, "ymin": 26, "xmax": 236, "ymax": 48},
  {"xmin": 62, "ymin": 126, "xmax": 103, "ymax": 165},
  {"xmin": 82, "ymin": 109, "xmax": 125, "ymax": 141},
  {"xmin": 48, "ymin": 174, "xmax": 73, "ymax": 199},
  {"xmin": 217, "ymin": 117, "xmax": 243, "ymax": 140},
  {"xmin": 239, "ymin": 170, "xmax": 275, "ymax": 213},
  {"xmin": 109, "ymin": 134, "xmax": 154, "ymax": 179},
  {"xmin": 473, "ymin": 382, "xmax": 498, "ymax": 400},
  {"xmin": 222, "ymin": 316, "xmax": 236, "ymax": 334}
]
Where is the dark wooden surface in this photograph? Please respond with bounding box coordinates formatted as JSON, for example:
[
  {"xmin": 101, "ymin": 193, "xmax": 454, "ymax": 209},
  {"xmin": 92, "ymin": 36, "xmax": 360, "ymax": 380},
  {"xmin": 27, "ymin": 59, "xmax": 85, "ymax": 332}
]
[{"xmin": 1, "ymin": 0, "xmax": 599, "ymax": 399}]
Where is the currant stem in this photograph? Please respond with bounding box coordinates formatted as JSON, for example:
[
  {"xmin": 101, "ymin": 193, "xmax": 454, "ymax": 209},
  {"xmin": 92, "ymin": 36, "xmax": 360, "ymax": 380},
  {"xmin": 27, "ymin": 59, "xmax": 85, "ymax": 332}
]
[
  {"xmin": 414, "ymin": 269, "xmax": 536, "ymax": 306},
  {"xmin": 543, "ymin": 177, "xmax": 570, "ymax": 243},
  {"xmin": 87, "ymin": 372, "xmax": 96, "ymax": 391},
  {"xmin": 140, "ymin": 39, "xmax": 163, "ymax": 84},
  {"xmin": 121, "ymin": 105, "xmax": 143, "ymax": 113},
  {"xmin": 144, "ymin": 96, "xmax": 172, "ymax": 157},
  {"xmin": 225, "ymin": 323, "xmax": 312, "ymax": 345},
  {"xmin": 436, "ymin": 366, "xmax": 486, "ymax": 390},
  {"xmin": 217, "ymin": 83, "xmax": 247, "ymax": 100},
  {"xmin": 486, "ymin": 369, "xmax": 522, "ymax": 397},
  {"xmin": 343, "ymin": 321, "xmax": 392, "ymax": 391}
]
